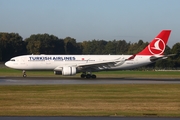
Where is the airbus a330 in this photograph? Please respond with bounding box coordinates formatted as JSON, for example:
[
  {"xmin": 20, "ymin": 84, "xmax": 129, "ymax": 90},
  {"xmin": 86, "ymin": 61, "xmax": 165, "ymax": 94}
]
[{"xmin": 5, "ymin": 30, "xmax": 173, "ymax": 78}]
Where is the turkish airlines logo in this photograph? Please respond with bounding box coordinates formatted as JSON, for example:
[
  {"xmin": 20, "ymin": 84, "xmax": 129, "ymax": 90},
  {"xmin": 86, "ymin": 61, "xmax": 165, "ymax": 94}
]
[{"xmin": 148, "ymin": 38, "xmax": 165, "ymax": 55}]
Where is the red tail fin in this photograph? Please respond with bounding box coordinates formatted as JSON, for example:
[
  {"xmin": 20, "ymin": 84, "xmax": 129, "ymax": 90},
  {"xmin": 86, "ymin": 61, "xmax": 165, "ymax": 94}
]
[{"xmin": 137, "ymin": 30, "xmax": 171, "ymax": 55}]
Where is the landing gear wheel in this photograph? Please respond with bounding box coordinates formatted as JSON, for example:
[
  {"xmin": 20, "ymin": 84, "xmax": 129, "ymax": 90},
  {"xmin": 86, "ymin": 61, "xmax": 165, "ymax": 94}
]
[
  {"xmin": 86, "ymin": 74, "xmax": 91, "ymax": 79},
  {"xmin": 91, "ymin": 74, "xmax": 96, "ymax": 79},
  {"xmin": 23, "ymin": 74, "xmax": 27, "ymax": 77},
  {"xmin": 22, "ymin": 70, "xmax": 27, "ymax": 78},
  {"xmin": 81, "ymin": 74, "xmax": 86, "ymax": 78},
  {"xmin": 80, "ymin": 72, "xmax": 97, "ymax": 79}
]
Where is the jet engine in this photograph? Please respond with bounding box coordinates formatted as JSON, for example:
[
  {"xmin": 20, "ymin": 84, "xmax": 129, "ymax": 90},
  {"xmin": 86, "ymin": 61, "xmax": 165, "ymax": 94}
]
[
  {"xmin": 54, "ymin": 66, "xmax": 76, "ymax": 76},
  {"xmin": 54, "ymin": 71, "xmax": 62, "ymax": 75}
]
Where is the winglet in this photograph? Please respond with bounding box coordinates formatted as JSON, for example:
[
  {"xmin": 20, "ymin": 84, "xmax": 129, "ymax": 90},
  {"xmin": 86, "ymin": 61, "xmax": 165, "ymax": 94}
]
[{"xmin": 137, "ymin": 30, "xmax": 171, "ymax": 55}]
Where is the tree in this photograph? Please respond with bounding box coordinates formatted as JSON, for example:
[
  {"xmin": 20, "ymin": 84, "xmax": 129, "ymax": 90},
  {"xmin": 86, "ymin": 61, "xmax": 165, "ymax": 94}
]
[
  {"xmin": 81, "ymin": 40, "xmax": 107, "ymax": 54},
  {"xmin": 25, "ymin": 34, "xmax": 65, "ymax": 54},
  {"xmin": 127, "ymin": 40, "xmax": 148, "ymax": 55},
  {"xmin": 104, "ymin": 40, "xmax": 116, "ymax": 54},
  {"xmin": 64, "ymin": 37, "xmax": 82, "ymax": 54},
  {"xmin": 115, "ymin": 40, "xmax": 130, "ymax": 55},
  {"xmin": 171, "ymin": 43, "xmax": 180, "ymax": 59},
  {"xmin": 0, "ymin": 33, "xmax": 26, "ymax": 61},
  {"xmin": 171, "ymin": 43, "xmax": 180, "ymax": 68}
]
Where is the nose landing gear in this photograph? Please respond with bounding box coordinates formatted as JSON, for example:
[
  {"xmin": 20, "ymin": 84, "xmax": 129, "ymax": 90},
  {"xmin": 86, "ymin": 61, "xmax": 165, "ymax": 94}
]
[{"xmin": 22, "ymin": 70, "xmax": 27, "ymax": 77}]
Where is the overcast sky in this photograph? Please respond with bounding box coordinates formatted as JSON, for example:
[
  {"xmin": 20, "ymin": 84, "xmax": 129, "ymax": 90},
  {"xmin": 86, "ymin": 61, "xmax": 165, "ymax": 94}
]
[{"xmin": 1, "ymin": 0, "xmax": 180, "ymax": 47}]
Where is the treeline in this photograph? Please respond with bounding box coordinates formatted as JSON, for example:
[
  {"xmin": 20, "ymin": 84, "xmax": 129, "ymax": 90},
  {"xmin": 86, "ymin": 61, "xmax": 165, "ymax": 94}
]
[{"xmin": 0, "ymin": 32, "xmax": 180, "ymax": 68}]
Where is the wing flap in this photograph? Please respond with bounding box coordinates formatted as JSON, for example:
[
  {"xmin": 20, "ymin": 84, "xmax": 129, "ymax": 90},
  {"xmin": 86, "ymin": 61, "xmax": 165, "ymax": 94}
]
[{"xmin": 77, "ymin": 60, "xmax": 125, "ymax": 70}]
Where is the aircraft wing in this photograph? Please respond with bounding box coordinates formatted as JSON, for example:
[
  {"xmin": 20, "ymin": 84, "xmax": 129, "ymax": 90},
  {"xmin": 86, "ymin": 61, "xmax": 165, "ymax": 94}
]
[
  {"xmin": 77, "ymin": 59, "xmax": 126, "ymax": 71},
  {"xmin": 54, "ymin": 56, "xmax": 135, "ymax": 71},
  {"xmin": 77, "ymin": 55, "xmax": 135, "ymax": 67}
]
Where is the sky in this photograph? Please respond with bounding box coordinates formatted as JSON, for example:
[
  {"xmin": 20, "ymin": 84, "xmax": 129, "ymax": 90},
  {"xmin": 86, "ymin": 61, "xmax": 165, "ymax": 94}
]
[{"xmin": 0, "ymin": 0, "xmax": 180, "ymax": 47}]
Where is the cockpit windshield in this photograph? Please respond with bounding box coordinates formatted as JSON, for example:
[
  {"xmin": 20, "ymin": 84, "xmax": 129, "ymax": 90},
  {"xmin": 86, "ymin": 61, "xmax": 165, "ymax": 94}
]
[{"xmin": 10, "ymin": 59, "xmax": 15, "ymax": 61}]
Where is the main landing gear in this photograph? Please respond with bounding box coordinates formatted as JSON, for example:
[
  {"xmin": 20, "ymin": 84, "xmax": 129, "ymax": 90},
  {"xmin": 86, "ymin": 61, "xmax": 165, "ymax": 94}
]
[
  {"xmin": 22, "ymin": 70, "xmax": 27, "ymax": 77},
  {"xmin": 80, "ymin": 72, "xmax": 96, "ymax": 79}
]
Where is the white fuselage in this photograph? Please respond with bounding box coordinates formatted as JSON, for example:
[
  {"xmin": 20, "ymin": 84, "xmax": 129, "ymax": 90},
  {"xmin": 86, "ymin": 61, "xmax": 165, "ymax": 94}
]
[
  {"xmin": 4, "ymin": 30, "xmax": 171, "ymax": 78},
  {"xmin": 5, "ymin": 54, "xmax": 152, "ymax": 71}
]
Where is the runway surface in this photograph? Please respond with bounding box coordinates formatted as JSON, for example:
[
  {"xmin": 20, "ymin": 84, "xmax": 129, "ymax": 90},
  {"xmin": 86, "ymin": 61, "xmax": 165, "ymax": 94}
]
[{"xmin": 0, "ymin": 77, "xmax": 180, "ymax": 85}]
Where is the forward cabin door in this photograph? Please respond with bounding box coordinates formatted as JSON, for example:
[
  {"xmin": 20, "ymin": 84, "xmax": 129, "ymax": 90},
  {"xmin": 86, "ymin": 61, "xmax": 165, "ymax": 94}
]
[{"xmin": 20, "ymin": 57, "xmax": 27, "ymax": 67}]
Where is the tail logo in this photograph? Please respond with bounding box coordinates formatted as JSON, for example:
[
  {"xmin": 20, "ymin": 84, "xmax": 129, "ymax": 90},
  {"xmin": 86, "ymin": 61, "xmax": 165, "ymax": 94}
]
[{"xmin": 148, "ymin": 38, "xmax": 165, "ymax": 55}]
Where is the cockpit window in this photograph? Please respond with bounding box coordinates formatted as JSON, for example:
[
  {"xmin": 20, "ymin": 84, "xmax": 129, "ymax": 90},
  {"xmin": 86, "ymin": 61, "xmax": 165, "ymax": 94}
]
[{"xmin": 10, "ymin": 59, "xmax": 15, "ymax": 61}]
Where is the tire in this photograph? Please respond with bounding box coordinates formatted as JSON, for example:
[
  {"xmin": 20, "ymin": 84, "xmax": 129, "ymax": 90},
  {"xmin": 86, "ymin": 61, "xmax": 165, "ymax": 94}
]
[
  {"xmin": 86, "ymin": 74, "xmax": 91, "ymax": 79},
  {"xmin": 23, "ymin": 74, "xmax": 27, "ymax": 77},
  {"xmin": 91, "ymin": 74, "xmax": 96, "ymax": 79},
  {"xmin": 81, "ymin": 74, "xmax": 86, "ymax": 78}
]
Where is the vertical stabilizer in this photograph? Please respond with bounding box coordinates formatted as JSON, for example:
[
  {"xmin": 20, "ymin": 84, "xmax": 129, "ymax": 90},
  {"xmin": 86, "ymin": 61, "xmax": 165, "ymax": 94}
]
[{"xmin": 137, "ymin": 30, "xmax": 171, "ymax": 55}]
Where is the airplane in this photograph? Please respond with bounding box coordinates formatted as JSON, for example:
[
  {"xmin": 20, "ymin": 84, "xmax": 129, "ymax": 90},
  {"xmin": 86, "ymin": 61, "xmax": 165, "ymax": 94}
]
[{"xmin": 5, "ymin": 30, "xmax": 173, "ymax": 78}]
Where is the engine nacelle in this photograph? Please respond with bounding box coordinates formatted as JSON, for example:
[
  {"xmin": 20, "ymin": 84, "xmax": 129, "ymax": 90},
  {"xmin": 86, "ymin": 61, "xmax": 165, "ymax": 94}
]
[
  {"xmin": 54, "ymin": 66, "xmax": 76, "ymax": 76},
  {"xmin": 62, "ymin": 66, "xmax": 76, "ymax": 76},
  {"xmin": 54, "ymin": 71, "xmax": 62, "ymax": 75}
]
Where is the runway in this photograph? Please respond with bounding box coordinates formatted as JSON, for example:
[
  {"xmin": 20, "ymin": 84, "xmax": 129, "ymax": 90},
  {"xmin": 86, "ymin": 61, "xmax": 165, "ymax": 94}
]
[{"xmin": 0, "ymin": 77, "xmax": 180, "ymax": 85}]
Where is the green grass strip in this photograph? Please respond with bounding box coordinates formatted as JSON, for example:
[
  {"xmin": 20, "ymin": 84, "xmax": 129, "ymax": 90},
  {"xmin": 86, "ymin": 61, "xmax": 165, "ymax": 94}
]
[
  {"xmin": 0, "ymin": 67, "xmax": 180, "ymax": 78},
  {"xmin": 0, "ymin": 84, "xmax": 180, "ymax": 116}
]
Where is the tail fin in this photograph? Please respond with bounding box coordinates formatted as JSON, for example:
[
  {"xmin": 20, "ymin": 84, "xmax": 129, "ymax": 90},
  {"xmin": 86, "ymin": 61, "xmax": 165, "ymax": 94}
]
[{"xmin": 137, "ymin": 30, "xmax": 171, "ymax": 55}]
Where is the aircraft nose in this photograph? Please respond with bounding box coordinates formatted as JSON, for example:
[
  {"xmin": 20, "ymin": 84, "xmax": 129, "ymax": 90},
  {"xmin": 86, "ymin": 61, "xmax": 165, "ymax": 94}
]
[{"xmin": 5, "ymin": 61, "xmax": 10, "ymax": 68}]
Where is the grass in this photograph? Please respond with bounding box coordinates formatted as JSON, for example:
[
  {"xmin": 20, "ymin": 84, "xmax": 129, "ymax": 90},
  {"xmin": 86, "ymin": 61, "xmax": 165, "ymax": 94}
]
[
  {"xmin": 96, "ymin": 70, "xmax": 180, "ymax": 78},
  {"xmin": 0, "ymin": 67, "xmax": 180, "ymax": 116},
  {"xmin": 0, "ymin": 67, "xmax": 54, "ymax": 77},
  {"xmin": 0, "ymin": 67, "xmax": 180, "ymax": 78},
  {"xmin": 0, "ymin": 84, "xmax": 180, "ymax": 116}
]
